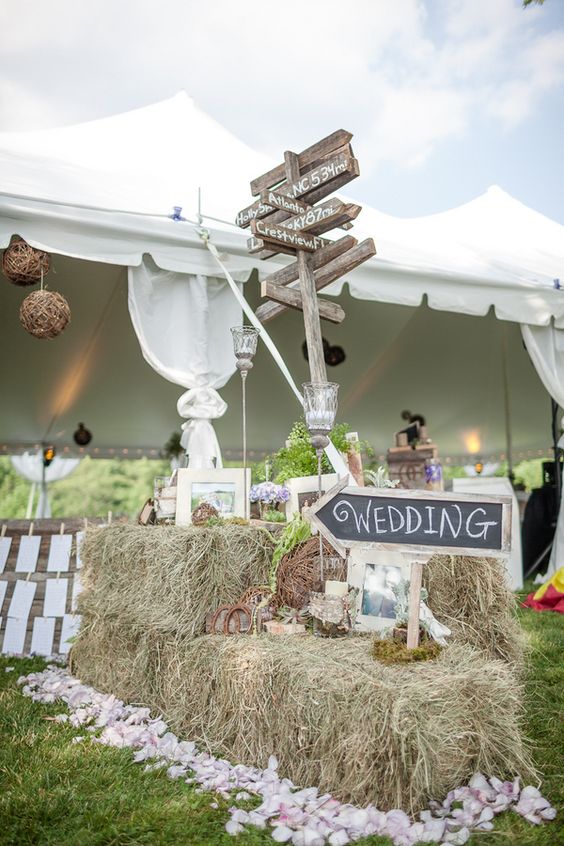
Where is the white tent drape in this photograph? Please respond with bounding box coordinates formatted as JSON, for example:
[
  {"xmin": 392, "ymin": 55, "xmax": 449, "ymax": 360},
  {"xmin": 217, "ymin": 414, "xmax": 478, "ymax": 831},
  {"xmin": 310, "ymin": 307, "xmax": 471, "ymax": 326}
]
[
  {"xmin": 11, "ymin": 452, "xmax": 81, "ymax": 518},
  {"xmin": 128, "ymin": 257, "xmax": 242, "ymax": 468},
  {"xmin": 521, "ymin": 322, "xmax": 564, "ymax": 574}
]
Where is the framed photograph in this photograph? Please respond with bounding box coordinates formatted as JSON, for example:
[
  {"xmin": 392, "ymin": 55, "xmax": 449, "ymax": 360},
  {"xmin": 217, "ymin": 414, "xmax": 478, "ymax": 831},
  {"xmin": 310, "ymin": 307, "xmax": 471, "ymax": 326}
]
[
  {"xmin": 175, "ymin": 468, "xmax": 250, "ymax": 526},
  {"xmin": 347, "ymin": 549, "xmax": 408, "ymax": 632},
  {"xmin": 285, "ymin": 473, "xmax": 339, "ymax": 520}
]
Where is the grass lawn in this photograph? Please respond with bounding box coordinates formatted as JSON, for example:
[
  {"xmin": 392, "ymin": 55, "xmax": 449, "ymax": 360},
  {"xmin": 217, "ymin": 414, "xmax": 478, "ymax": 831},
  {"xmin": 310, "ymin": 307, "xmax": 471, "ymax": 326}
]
[{"xmin": 0, "ymin": 595, "xmax": 562, "ymax": 846}]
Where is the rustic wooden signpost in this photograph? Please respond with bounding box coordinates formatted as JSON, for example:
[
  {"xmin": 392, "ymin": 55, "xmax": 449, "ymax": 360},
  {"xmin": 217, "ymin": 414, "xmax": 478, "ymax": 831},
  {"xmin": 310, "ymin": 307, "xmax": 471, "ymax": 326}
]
[
  {"xmin": 236, "ymin": 130, "xmax": 376, "ymax": 383},
  {"xmin": 309, "ymin": 479, "xmax": 512, "ymax": 649}
]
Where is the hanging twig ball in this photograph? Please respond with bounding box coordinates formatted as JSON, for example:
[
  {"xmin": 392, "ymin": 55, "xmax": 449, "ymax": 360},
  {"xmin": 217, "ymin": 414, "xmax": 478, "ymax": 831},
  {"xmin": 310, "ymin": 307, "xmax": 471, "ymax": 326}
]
[
  {"xmin": 19, "ymin": 290, "xmax": 71, "ymax": 339},
  {"xmin": 3, "ymin": 238, "xmax": 50, "ymax": 286}
]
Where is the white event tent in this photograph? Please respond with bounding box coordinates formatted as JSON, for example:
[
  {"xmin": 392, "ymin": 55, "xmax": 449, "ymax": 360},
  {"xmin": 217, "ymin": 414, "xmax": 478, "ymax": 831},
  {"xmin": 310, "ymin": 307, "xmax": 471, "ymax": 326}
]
[{"xmin": 0, "ymin": 92, "xmax": 563, "ymax": 570}]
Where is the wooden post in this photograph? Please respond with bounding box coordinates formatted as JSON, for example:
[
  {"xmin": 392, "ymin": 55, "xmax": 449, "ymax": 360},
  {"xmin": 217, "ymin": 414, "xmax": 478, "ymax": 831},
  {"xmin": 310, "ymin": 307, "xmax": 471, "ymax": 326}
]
[
  {"xmin": 284, "ymin": 150, "xmax": 327, "ymax": 383},
  {"xmin": 406, "ymin": 558, "xmax": 426, "ymax": 649}
]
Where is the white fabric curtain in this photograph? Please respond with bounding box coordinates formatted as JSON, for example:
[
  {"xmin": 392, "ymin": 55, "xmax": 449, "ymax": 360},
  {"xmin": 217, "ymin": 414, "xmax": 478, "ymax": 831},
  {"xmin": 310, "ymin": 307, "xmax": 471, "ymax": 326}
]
[
  {"xmin": 11, "ymin": 452, "xmax": 81, "ymax": 518},
  {"xmin": 128, "ymin": 258, "xmax": 241, "ymax": 468},
  {"xmin": 521, "ymin": 322, "xmax": 564, "ymax": 574}
]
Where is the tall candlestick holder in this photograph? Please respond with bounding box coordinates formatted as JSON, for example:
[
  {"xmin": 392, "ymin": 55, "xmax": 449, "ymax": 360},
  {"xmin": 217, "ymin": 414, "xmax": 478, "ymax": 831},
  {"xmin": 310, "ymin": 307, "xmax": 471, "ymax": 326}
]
[
  {"xmin": 302, "ymin": 381, "xmax": 339, "ymax": 580},
  {"xmin": 231, "ymin": 326, "xmax": 259, "ymax": 520}
]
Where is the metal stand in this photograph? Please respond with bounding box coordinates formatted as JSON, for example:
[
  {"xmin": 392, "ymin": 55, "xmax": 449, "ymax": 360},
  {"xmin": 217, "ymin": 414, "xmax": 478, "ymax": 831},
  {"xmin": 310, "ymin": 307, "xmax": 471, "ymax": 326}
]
[
  {"xmin": 241, "ymin": 370, "xmax": 248, "ymax": 521},
  {"xmin": 316, "ymin": 447, "xmax": 324, "ymax": 581}
]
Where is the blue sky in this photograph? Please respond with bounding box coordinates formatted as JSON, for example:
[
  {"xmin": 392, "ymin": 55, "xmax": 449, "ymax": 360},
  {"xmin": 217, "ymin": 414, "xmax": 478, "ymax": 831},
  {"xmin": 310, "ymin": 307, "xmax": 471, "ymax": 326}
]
[{"xmin": 1, "ymin": 0, "xmax": 563, "ymax": 223}]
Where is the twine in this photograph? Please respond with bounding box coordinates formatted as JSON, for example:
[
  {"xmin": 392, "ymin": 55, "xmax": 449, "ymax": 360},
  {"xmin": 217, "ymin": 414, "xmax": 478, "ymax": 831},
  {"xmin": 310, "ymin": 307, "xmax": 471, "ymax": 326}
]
[
  {"xmin": 19, "ymin": 289, "xmax": 71, "ymax": 339},
  {"xmin": 3, "ymin": 238, "xmax": 50, "ymax": 286}
]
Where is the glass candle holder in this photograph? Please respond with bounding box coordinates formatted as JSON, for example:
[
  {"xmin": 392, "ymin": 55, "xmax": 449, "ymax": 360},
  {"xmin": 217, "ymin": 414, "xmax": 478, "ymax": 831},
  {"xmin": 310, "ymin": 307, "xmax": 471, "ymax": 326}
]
[
  {"xmin": 231, "ymin": 325, "xmax": 259, "ymax": 373},
  {"xmin": 302, "ymin": 382, "xmax": 339, "ymax": 449}
]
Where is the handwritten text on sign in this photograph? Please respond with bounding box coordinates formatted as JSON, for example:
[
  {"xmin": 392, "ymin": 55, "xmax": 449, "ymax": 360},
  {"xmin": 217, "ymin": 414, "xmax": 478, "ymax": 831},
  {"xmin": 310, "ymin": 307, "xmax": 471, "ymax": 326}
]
[{"xmin": 309, "ymin": 485, "xmax": 511, "ymax": 557}]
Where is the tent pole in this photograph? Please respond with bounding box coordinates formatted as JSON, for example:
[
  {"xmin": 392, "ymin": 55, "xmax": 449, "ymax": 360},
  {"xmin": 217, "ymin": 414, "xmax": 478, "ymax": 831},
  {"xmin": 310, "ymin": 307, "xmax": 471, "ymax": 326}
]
[{"xmin": 501, "ymin": 323, "xmax": 514, "ymax": 482}]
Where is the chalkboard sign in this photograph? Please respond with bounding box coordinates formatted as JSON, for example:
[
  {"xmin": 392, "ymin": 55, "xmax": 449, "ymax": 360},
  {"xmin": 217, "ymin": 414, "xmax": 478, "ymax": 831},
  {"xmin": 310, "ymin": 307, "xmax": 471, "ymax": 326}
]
[{"xmin": 309, "ymin": 480, "xmax": 512, "ymax": 558}]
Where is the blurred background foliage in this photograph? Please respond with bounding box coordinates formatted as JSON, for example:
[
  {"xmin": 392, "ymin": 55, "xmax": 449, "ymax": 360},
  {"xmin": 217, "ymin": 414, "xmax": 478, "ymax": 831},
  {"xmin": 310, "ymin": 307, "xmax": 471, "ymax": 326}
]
[{"xmin": 0, "ymin": 455, "xmax": 547, "ymax": 520}]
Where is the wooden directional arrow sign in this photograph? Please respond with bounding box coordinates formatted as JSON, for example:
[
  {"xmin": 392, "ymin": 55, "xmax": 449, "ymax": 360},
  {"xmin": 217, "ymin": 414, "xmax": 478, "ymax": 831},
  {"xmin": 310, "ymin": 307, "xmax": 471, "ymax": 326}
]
[
  {"xmin": 256, "ymin": 238, "xmax": 376, "ymax": 323},
  {"xmin": 250, "ymin": 219, "xmax": 327, "ymax": 252},
  {"xmin": 238, "ymin": 128, "xmax": 376, "ymax": 380},
  {"xmin": 308, "ymin": 479, "xmax": 512, "ymax": 559}
]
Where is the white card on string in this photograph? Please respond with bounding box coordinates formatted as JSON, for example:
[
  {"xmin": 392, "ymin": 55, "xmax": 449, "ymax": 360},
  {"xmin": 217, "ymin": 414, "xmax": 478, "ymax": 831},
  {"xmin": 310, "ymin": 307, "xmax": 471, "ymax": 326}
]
[
  {"xmin": 2, "ymin": 617, "xmax": 27, "ymax": 654},
  {"xmin": 0, "ymin": 537, "xmax": 11, "ymax": 573},
  {"xmin": 43, "ymin": 579, "xmax": 68, "ymax": 617},
  {"xmin": 30, "ymin": 617, "xmax": 56, "ymax": 656},
  {"xmin": 0, "ymin": 580, "xmax": 7, "ymax": 612},
  {"xmin": 15, "ymin": 536, "xmax": 41, "ymax": 572},
  {"xmin": 8, "ymin": 581, "xmax": 36, "ymax": 618},
  {"xmin": 60, "ymin": 614, "xmax": 81, "ymax": 654},
  {"xmin": 47, "ymin": 535, "xmax": 72, "ymax": 572},
  {"xmin": 75, "ymin": 531, "xmax": 85, "ymax": 568},
  {"xmin": 71, "ymin": 572, "xmax": 82, "ymax": 612}
]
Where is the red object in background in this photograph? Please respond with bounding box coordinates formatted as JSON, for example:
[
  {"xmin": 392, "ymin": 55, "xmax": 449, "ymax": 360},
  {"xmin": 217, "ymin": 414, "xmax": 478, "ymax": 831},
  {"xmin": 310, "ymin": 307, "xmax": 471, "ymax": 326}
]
[{"xmin": 522, "ymin": 567, "xmax": 564, "ymax": 614}]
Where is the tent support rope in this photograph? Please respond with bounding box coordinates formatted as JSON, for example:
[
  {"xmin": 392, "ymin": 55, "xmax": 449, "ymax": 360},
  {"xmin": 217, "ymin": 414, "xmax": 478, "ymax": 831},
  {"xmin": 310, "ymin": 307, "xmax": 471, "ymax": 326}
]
[{"xmin": 199, "ymin": 230, "xmax": 350, "ymax": 479}]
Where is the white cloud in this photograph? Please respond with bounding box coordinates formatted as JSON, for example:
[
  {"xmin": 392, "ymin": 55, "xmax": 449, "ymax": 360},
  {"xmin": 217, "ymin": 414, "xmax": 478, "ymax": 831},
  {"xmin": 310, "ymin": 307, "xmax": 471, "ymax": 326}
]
[{"xmin": 0, "ymin": 0, "xmax": 562, "ymax": 172}]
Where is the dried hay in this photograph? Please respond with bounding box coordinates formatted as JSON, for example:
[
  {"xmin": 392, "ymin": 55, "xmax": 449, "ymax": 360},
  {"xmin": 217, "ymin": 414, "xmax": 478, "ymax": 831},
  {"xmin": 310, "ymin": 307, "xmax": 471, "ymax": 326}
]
[
  {"xmin": 424, "ymin": 555, "xmax": 525, "ymax": 667},
  {"xmin": 72, "ymin": 528, "xmax": 532, "ymax": 811},
  {"xmin": 78, "ymin": 524, "xmax": 274, "ymax": 637},
  {"xmin": 150, "ymin": 635, "xmax": 533, "ymax": 812},
  {"xmin": 70, "ymin": 617, "xmax": 166, "ymax": 708}
]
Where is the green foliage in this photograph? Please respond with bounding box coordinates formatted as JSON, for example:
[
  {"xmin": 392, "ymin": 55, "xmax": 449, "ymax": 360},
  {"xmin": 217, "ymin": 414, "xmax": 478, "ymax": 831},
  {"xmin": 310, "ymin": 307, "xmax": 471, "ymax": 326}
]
[
  {"xmin": 0, "ymin": 456, "xmax": 170, "ymax": 520},
  {"xmin": 266, "ymin": 419, "xmax": 371, "ymax": 484},
  {"xmin": 162, "ymin": 431, "xmax": 182, "ymax": 459},
  {"xmin": 261, "ymin": 509, "xmax": 286, "ymax": 523},
  {"xmin": 513, "ymin": 458, "xmax": 545, "ymax": 492}
]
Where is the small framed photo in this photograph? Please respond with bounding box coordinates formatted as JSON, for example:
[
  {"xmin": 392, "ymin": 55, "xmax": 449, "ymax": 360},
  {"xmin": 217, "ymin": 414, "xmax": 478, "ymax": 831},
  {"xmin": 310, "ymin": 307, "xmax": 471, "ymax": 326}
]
[
  {"xmin": 175, "ymin": 468, "xmax": 250, "ymax": 526},
  {"xmin": 347, "ymin": 549, "xmax": 407, "ymax": 632},
  {"xmin": 285, "ymin": 473, "xmax": 339, "ymax": 520}
]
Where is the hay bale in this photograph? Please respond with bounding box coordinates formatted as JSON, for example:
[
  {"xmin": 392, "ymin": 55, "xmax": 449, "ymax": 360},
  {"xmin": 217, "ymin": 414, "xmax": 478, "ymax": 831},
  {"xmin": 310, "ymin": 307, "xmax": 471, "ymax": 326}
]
[
  {"xmin": 70, "ymin": 617, "xmax": 166, "ymax": 709},
  {"xmin": 78, "ymin": 524, "xmax": 274, "ymax": 637},
  {"xmin": 150, "ymin": 635, "xmax": 533, "ymax": 812},
  {"xmin": 71, "ymin": 529, "xmax": 531, "ymax": 811},
  {"xmin": 424, "ymin": 555, "xmax": 525, "ymax": 667}
]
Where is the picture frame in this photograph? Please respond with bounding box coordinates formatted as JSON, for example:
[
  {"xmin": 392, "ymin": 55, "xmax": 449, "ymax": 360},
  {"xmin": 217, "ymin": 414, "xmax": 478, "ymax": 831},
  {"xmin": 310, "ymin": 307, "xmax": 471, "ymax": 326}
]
[
  {"xmin": 347, "ymin": 548, "xmax": 408, "ymax": 633},
  {"xmin": 285, "ymin": 473, "xmax": 339, "ymax": 520},
  {"xmin": 175, "ymin": 468, "xmax": 250, "ymax": 526}
]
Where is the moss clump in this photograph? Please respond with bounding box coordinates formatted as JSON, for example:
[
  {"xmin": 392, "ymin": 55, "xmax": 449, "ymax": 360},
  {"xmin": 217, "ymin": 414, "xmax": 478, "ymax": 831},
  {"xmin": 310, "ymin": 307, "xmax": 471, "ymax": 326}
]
[{"xmin": 372, "ymin": 637, "xmax": 442, "ymax": 664}]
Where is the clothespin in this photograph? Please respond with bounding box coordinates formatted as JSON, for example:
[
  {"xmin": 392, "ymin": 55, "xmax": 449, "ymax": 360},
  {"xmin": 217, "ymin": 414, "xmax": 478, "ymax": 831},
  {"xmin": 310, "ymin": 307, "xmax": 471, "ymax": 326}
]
[
  {"xmin": 107, "ymin": 510, "xmax": 113, "ymax": 525},
  {"xmin": 28, "ymin": 521, "xmax": 34, "ymax": 536},
  {"xmin": 1, "ymin": 524, "xmax": 6, "ymax": 538},
  {"xmin": 83, "ymin": 517, "xmax": 88, "ymax": 530},
  {"xmin": 60, "ymin": 522, "xmax": 65, "ymax": 535}
]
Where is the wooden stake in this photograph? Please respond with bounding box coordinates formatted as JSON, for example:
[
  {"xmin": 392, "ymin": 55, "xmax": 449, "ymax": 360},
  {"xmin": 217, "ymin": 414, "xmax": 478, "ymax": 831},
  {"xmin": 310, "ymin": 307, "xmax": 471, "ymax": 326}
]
[
  {"xmin": 284, "ymin": 150, "xmax": 327, "ymax": 383},
  {"xmin": 406, "ymin": 558, "xmax": 425, "ymax": 649}
]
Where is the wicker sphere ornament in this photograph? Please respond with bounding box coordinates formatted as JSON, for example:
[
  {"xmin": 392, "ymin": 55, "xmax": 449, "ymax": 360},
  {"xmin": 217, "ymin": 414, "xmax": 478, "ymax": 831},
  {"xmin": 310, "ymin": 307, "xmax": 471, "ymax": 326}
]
[
  {"xmin": 19, "ymin": 289, "xmax": 71, "ymax": 339},
  {"xmin": 3, "ymin": 238, "xmax": 50, "ymax": 286},
  {"xmin": 275, "ymin": 536, "xmax": 343, "ymax": 609}
]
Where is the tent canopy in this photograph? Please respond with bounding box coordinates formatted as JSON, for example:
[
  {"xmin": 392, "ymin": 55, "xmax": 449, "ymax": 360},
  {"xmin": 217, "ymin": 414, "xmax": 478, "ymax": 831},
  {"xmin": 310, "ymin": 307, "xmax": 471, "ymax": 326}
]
[{"xmin": 0, "ymin": 93, "xmax": 561, "ymax": 461}]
